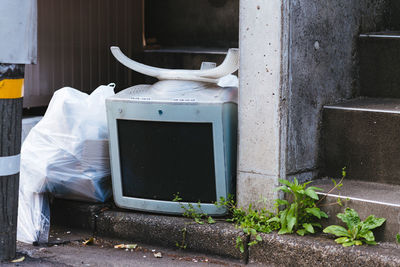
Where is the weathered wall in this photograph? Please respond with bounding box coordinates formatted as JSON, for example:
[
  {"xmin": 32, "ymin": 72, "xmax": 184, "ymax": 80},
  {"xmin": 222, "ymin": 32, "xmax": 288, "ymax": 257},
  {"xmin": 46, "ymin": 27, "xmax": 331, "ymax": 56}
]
[
  {"xmin": 285, "ymin": 0, "xmax": 387, "ymax": 180},
  {"xmin": 145, "ymin": 0, "xmax": 238, "ymax": 48}
]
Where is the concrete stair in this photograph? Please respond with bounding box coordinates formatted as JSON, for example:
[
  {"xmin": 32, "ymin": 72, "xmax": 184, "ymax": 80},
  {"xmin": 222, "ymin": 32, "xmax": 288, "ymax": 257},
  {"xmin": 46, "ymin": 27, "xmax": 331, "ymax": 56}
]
[
  {"xmin": 319, "ymin": 38, "xmax": 400, "ymax": 242},
  {"xmin": 321, "ymin": 98, "xmax": 400, "ymax": 185},
  {"xmin": 359, "ymin": 32, "xmax": 400, "ymax": 98},
  {"xmin": 313, "ymin": 179, "xmax": 400, "ymax": 243},
  {"xmin": 321, "ymin": 29, "xmax": 400, "ymax": 241}
]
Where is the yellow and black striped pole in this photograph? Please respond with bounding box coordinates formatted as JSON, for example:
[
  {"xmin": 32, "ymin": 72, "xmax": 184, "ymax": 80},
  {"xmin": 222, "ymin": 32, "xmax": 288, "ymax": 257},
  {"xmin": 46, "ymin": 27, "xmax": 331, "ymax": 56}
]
[{"xmin": 0, "ymin": 63, "xmax": 24, "ymax": 260}]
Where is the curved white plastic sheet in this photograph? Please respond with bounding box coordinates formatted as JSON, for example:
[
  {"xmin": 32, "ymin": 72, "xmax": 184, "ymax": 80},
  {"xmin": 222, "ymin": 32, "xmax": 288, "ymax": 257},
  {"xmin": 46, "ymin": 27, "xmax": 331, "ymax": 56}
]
[
  {"xmin": 17, "ymin": 84, "xmax": 115, "ymax": 243},
  {"xmin": 110, "ymin": 46, "xmax": 239, "ymax": 83}
]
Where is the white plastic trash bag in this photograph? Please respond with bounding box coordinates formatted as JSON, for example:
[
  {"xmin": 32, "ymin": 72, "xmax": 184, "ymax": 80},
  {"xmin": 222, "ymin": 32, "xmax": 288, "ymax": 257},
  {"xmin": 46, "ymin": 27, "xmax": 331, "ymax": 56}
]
[{"xmin": 17, "ymin": 83, "xmax": 115, "ymax": 244}]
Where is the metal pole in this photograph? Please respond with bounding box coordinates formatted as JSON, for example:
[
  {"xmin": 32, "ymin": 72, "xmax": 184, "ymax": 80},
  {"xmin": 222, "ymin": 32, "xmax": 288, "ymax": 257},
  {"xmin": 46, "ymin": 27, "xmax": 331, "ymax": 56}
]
[{"xmin": 0, "ymin": 63, "xmax": 24, "ymax": 260}]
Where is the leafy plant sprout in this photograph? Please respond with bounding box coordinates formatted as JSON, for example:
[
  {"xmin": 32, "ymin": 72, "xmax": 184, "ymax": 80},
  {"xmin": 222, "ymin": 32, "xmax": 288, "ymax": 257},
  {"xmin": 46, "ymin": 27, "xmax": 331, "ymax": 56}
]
[
  {"xmin": 273, "ymin": 177, "xmax": 328, "ymax": 236},
  {"xmin": 175, "ymin": 226, "xmax": 187, "ymax": 249},
  {"xmin": 215, "ymin": 195, "xmax": 279, "ymax": 252},
  {"xmin": 172, "ymin": 193, "xmax": 215, "ymax": 249},
  {"xmin": 323, "ymin": 208, "xmax": 386, "ymax": 247},
  {"xmin": 317, "ymin": 167, "xmax": 347, "ymax": 207},
  {"xmin": 172, "ymin": 192, "xmax": 215, "ymax": 225}
]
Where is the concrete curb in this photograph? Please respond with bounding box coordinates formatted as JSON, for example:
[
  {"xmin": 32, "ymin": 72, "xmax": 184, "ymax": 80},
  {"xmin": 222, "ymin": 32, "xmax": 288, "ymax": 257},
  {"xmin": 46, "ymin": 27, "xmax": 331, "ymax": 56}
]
[
  {"xmin": 96, "ymin": 210, "xmax": 248, "ymax": 262},
  {"xmin": 249, "ymin": 233, "xmax": 400, "ymax": 266},
  {"xmin": 50, "ymin": 199, "xmax": 248, "ymax": 262},
  {"xmin": 51, "ymin": 198, "xmax": 111, "ymax": 230},
  {"xmin": 51, "ymin": 199, "xmax": 400, "ymax": 266}
]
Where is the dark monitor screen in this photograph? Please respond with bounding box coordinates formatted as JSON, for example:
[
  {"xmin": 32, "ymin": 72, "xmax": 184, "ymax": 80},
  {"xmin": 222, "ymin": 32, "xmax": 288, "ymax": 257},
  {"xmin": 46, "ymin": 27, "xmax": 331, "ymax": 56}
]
[{"xmin": 117, "ymin": 119, "xmax": 217, "ymax": 203}]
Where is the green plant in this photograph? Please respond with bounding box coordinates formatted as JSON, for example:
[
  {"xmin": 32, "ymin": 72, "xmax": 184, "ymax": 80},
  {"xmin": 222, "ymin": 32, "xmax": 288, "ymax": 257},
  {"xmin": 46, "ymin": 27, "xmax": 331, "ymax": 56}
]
[
  {"xmin": 317, "ymin": 167, "xmax": 347, "ymax": 207},
  {"xmin": 396, "ymin": 233, "xmax": 400, "ymax": 244},
  {"xmin": 173, "ymin": 193, "xmax": 215, "ymax": 225},
  {"xmin": 216, "ymin": 177, "xmax": 333, "ymax": 252},
  {"xmin": 216, "ymin": 195, "xmax": 279, "ymax": 251},
  {"xmin": 323, "ymin": 208, "xmax": 386, "ymax": 247},
  {"xmin": 273, "ymin": 178, "xmax": 328, "ymax": 236},
  {"xmin": 175, "ymin": 226, "xmax": 187, "ymax": 249},
  {"xmin": 172, "ymin": 193, "xmax": 215, "ymax": 249}
]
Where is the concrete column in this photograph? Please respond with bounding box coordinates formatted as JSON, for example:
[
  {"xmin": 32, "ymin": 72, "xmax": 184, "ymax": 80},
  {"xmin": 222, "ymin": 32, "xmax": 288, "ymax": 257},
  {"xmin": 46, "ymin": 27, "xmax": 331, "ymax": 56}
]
[{"xmin": 237, "ymin": 0, "xmax": 288, "ymax": 209}]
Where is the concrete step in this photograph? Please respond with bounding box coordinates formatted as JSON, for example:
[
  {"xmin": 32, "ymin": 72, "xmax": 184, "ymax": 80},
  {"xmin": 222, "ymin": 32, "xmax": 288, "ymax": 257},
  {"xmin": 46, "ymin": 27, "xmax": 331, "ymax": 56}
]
[
  {"xmin": 320, "ymin": 98, "xmax": 400, "ymax": 185},
  {"xmin": 313, "ymin": 179, "xmax": 400, "ymax": 243},
  {"xmin": 359, "ymin": 31, "xmax": 400, "ymax": 98}
]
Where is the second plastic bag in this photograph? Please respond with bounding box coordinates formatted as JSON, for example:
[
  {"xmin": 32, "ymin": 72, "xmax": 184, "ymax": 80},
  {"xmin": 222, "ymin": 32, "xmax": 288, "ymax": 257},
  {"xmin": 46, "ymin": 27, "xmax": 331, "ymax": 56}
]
[{"xmin": 17, "ymin": 83, "xmax": 115, "ymax": 244}]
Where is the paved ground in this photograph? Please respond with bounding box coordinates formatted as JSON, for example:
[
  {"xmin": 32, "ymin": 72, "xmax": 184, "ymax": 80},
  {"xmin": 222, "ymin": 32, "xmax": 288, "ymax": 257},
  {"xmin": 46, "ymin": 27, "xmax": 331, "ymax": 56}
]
[{"xmin": 0, "ymin": 227, "xmax": 253, "ymax": 267}]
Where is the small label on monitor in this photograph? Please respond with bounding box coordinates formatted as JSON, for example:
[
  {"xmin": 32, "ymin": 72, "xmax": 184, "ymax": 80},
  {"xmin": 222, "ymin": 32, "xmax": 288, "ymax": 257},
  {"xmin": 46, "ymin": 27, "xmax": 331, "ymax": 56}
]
[
  {"xmin": 130, "ymin": 96, "xmax": 152, "ymax": 101},
  {"xmin": 172, "ymin": 98, "xmax": 196, "ymax": 102}
]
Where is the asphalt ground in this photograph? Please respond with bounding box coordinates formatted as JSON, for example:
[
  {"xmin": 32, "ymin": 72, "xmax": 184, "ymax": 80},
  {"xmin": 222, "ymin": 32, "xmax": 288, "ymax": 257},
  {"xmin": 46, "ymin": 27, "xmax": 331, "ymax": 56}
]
[{"xmin": 1, "ymin": 227, "xmax": 259, "ymax": 267}]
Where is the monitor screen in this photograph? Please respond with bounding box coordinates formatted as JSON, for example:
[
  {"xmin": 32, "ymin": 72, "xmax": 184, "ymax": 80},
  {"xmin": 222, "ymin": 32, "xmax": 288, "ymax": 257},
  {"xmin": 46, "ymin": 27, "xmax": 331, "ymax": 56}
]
[{"xmin": 117, "ymin": 119, "xmax": 217, "ymax": 203}]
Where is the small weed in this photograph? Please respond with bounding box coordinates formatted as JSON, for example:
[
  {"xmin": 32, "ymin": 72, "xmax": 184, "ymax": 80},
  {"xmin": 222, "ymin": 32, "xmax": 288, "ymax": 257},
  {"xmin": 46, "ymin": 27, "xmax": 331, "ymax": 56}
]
[
  {"xmin": 215, "ymin": 195, "xmax": 279, "ymax": 248},
  {"xmin": 396, "ymin": 233, "xmax": 400, "ymax": 244},
  {"xmin": 173, "ymin": 193, "xmax": 215, "ymax": 249},
  {"xmin": 173, "ymin": 193, "xmax": 215, "ymax": 225},
  {"xmin": 175, "ymin": 226, "xmax": 187, "ymax": 249},
  {"xmin": 317, "ymin": 167, "xmax": 347, "ymax": 207},
  {"xmin": 236, "ymin": 236, "xmax": 245, "ymax": 253},
  {"xmin": 323, "ymin": 208, "xmax": 386, "ymax": 247}
]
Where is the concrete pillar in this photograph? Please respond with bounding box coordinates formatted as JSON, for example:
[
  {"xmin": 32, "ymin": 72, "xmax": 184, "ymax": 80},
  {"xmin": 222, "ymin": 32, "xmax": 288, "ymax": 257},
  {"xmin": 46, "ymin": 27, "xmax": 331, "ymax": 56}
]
[{"xmin": 237, "ymin": 0, "xmax": 288, "ymax": 209}]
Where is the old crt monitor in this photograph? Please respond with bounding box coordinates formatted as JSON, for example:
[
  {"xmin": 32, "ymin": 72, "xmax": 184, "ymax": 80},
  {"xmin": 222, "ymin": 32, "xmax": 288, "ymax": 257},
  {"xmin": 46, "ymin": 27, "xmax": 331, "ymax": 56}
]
[{"xmin": 106, "ymin": 47, "xmax": 238, "ymax": 215}]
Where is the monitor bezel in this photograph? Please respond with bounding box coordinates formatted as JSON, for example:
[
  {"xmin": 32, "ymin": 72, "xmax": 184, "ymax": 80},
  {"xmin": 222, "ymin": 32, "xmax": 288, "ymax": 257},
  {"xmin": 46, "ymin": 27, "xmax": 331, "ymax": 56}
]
[{"xmin": 106, "ymin": 100, "xmax": 228, "ymax": 215}]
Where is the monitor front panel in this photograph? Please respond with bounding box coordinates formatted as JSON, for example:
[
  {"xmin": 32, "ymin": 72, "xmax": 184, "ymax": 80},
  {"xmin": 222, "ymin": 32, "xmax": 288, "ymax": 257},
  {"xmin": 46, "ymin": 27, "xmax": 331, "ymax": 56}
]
[{"xmin": 117, "ymin": 119, "xmax": 217, "ymax": 203}]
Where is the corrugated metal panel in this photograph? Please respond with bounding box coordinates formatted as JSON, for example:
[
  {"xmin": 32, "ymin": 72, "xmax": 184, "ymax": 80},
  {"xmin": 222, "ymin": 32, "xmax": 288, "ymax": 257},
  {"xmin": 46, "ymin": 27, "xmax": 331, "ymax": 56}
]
[{"xmin": 24, "ymin": 0, "xmax": 143, "ymax": 108}]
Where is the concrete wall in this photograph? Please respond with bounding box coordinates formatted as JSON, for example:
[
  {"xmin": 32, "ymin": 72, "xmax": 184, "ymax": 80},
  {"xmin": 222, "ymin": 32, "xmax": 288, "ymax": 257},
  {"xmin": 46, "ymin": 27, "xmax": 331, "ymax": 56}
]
[
  {"xmin": 237, "ymin": 0, "xmax": 388, "ymax": 207},
  {"xmin": 286, "ymin": 0, "xmax": 387, "ymax": 180}
]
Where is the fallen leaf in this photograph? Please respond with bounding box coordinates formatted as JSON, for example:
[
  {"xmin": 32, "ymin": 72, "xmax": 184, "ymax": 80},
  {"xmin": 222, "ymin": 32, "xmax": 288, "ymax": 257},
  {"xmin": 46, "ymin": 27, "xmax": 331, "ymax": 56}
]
[
  {"xmin": 154, "ymin": 252, "xmax": 162, "ymax": 258},
  {"xmin": 83, "ymin": 237, "xmax": 94, "ymax": 246},
  {"xmin": 114, "ymin": 244, "xmax": 125, "ymax": 249},
  {"xmin": 11, "ymin": 256, "xmax": 25, "ymax": 263}
]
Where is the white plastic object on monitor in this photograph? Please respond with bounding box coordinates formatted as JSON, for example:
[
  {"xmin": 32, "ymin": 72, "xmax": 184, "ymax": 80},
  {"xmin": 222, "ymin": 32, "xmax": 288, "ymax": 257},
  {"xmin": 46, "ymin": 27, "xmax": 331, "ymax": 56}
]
[{"xmin": 110, "ymin": 46, "xmax": 239, "ymax": 83}]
